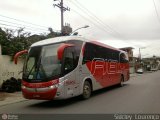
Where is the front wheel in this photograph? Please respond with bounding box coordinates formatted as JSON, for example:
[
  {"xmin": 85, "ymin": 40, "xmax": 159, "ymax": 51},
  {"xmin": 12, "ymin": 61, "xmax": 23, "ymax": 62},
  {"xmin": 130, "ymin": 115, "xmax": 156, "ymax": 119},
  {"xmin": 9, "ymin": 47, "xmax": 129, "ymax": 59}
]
[
  {"xmin": 119, "ymin": 75, "xmax": 124, "ymax": 87},
  {"xmin": 82, "ymin": 81, "xmax": 91, "ymax": 99}
]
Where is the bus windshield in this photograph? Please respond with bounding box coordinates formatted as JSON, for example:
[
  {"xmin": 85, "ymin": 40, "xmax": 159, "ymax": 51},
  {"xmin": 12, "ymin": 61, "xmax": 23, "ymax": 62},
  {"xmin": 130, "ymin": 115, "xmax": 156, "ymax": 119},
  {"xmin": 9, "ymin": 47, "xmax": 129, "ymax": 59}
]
[{"xmin": 23, "ymin": 43, "xmax": 61, "ymax": 81}]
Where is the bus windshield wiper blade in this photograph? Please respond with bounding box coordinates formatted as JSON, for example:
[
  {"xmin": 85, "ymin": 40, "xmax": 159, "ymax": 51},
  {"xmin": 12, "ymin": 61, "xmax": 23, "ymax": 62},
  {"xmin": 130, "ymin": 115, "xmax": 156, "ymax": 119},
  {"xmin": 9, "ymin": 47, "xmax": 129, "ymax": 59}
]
[{"xmin": 26, "ymin": 63, "xmax": 36, "ymax": 79}]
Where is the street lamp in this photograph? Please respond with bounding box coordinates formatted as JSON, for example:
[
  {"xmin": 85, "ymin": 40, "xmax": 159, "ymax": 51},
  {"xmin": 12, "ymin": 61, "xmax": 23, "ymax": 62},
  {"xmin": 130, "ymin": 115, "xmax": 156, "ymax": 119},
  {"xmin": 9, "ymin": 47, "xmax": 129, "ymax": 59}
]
[{"xmin": 69, "ymin": 25, "xmax": 89, "ymax": 36}]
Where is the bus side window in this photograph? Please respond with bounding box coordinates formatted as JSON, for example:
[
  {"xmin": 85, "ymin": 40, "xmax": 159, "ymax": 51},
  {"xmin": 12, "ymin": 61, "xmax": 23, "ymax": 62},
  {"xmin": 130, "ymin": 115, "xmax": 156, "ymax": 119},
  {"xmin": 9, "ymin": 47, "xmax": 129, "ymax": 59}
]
[{"xmin": 82, "ymin": 43, "xmax": 94, "ymax": 64}]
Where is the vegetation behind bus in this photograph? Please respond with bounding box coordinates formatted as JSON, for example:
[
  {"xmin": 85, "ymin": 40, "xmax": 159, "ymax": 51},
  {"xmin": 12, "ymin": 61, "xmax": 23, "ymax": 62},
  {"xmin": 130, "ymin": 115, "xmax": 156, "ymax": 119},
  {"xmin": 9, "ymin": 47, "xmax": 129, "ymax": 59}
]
[{"xmin": 0, "ymin": 27, "xmax": 61, "ymax": 58}]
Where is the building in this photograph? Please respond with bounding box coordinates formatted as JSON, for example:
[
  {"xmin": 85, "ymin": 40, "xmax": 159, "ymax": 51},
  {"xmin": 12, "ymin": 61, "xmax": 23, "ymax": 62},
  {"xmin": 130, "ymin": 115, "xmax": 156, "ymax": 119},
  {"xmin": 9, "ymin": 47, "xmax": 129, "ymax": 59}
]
[
  {"xmin": 142, "ymin": 56, "xmax": 160, "ymax": 71},
  {"xmin": 62, "ymin": 23, "xmax": 72, "ymax": 35},
  {"xmin": 119, "ymin": 47, "xmax": 134, "ymax": 61},
  {"xmin": 119, "ymin": 47, "xmax": 138, "ymax": 73}
]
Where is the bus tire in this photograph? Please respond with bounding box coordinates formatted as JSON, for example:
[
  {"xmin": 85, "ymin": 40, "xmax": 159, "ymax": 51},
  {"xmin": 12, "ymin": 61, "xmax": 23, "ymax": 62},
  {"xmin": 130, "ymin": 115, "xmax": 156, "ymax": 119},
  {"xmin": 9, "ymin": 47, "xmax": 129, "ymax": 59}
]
[
  {"xmin": 82, "ymin": 81, "xmax": 91, "ymax": 99},
  {"xmin": 119, "ymin": 75, "xmax": 124, "ymax": 87}
]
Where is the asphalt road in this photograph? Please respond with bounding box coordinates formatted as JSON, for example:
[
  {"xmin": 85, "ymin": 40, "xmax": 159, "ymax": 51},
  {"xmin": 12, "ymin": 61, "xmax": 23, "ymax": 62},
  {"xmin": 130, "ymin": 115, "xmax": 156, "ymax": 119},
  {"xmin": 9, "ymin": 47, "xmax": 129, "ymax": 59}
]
[{"xmin": 0, "ymin": 71, "xmax": 160, "ymax": 114}]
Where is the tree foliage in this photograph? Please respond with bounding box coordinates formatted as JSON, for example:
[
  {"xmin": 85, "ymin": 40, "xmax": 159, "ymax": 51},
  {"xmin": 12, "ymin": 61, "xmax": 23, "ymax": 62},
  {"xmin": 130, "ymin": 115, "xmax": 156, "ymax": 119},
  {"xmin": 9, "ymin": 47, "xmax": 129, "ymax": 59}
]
[
  {"xmin": 0, "ymin": 28, "xmax": 30, "ymax": 56},
  {"xmin": 0, "ymin": 27, "xmax": 60, "ymax": 57}
]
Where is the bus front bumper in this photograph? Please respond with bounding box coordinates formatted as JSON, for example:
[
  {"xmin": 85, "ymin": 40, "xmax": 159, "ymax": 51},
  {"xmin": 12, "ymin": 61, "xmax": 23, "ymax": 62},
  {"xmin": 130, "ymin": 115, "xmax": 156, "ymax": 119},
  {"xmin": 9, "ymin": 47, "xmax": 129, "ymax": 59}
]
[{"xmin": 22, "ymin": 85, "xmax": 58, "ymax": 100}]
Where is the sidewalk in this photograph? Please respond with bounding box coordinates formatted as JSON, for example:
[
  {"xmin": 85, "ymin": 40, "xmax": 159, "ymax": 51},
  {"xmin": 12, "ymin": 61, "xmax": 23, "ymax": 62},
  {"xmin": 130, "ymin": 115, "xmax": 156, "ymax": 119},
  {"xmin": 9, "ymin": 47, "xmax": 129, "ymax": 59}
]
[
  {"xmin": 130, "ymin": 73, "xmax": 137, "ymax": 77},
  {"xmin": 0, "ymin": 91, "xmax": 26, "ymax": 107}
]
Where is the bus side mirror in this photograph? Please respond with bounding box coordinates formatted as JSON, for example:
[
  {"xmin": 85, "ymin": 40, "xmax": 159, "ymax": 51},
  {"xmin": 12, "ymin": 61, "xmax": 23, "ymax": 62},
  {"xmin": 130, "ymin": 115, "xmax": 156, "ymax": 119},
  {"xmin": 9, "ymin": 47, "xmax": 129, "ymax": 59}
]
[
  {"xmin": 57, "ymin": 43, "xmax": 74, "ymax": 61},
  {"xmin": 14, "ymin": 50, "xmax": 28, "ymax": 64}
]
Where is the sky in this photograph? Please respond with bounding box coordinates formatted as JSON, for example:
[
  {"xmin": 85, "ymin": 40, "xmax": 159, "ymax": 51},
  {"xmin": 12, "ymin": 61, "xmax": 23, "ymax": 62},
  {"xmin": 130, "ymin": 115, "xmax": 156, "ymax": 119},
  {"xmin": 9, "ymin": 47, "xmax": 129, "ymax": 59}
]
[{"xmin": 0, "ymin": 0, "xmax": 160, "ymax": 57}]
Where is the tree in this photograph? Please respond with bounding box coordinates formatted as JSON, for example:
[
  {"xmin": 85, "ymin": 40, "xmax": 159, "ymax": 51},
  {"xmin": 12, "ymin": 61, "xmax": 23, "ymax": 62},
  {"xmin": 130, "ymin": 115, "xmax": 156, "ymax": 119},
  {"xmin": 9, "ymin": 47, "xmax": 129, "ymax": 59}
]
[
  {"xmin": 0, "ymin": 28, "xmax": 30, "ymax": 56},
  {"xmin": 0, "ymin": 27, "xmax": 61, "ymax": 57},
  {"xmin": 47, "ymin": 27, "xmax": 61, "ymax": 38},
  {"xmin": 0, "ymin": 28, "xmax": 10, "ymax": 55}
]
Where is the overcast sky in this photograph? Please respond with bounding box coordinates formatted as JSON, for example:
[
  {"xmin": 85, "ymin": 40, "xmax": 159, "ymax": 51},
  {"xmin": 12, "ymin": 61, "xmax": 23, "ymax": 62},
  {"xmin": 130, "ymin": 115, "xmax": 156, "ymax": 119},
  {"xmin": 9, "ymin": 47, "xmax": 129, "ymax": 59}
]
[{"xmin": 0, "ymin": 0, "xmax": 160, "ymax": 57}]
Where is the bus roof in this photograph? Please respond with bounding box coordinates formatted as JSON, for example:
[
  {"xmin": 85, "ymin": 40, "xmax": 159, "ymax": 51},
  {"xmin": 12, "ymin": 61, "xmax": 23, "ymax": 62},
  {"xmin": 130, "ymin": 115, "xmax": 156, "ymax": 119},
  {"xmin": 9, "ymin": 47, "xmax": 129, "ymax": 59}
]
[
  {"xmin": 31, "ymin": 36, "xmax": 89, "ymax": 47},
  {"xmin": 31, "ymin": 36, "xmax": 124, "ymax": 53}
]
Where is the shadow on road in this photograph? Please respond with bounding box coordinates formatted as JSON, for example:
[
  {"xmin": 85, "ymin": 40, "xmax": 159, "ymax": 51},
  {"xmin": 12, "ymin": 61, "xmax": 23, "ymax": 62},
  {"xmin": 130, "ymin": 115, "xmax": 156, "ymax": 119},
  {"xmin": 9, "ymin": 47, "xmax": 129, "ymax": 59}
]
[
  {"xmin": 92, "ymin": 84, "xmax": 128, "ymax": 97},
  {"xmin": 27, "ymin": 84, "xmax": 128, "ymax": 108},
  {"xmin": 28, "ymin": 97, "xmax": 82, "ymax": 108}
]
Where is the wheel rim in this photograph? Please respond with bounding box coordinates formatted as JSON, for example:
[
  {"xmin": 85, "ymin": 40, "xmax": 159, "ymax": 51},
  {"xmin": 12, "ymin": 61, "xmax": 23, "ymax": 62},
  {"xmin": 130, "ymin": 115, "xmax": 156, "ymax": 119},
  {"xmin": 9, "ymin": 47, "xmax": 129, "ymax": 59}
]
[
  {"xmin": 121, "ymin": 76, "xmax": 124, "ymax": 86},
  {"xmin": 83, "ymin": 83, "xmax": 91, "ymax": 98}
]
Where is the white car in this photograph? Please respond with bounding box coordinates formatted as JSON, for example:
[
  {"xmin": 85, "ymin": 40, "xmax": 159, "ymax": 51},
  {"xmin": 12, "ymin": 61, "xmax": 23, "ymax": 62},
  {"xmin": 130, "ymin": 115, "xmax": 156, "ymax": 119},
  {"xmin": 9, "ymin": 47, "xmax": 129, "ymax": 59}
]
[
  {"xmin": 151, "ymin": 68, "xmax": 158, "ymax": 71},
  {"xmin": 136, "ymin": 68, "xmax": 143, "ymax": 74}
]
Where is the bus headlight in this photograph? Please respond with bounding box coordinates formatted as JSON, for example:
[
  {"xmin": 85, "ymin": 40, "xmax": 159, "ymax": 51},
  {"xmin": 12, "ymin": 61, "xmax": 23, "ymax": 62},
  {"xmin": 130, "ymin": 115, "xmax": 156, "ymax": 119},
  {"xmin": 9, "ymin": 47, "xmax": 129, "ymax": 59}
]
[
  {"xmin": 49, "ymin": 85, "xmax": 55, "ymax": 89},
  {"xmin": 49, "ymin": 84, "xmax": 58, "ymax": 89},
  {"xmin": 22, "ymin": 85, "xmax": 26, "ymax": 89}
]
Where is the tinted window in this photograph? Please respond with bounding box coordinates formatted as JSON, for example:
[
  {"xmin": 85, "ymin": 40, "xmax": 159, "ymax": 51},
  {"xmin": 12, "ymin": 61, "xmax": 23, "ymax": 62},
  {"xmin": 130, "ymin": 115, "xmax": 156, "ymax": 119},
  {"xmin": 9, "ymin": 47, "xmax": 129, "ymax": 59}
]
[
  {"xmin": 82, "ymin": 43, "xmax": 96, "ymax": 64},
  {"xmin": 83, "ymin": 43, "xmax": 120, "ymax": 64},
  {"xmin": 120, "ymin": 53, "xmax": 129, "ymax": 63},
  {"xmin": 67, "ymin": 40, "xmax": 83, "ymax": 66},
  {"xmin": 63, "ymin": 47, "xmax": 74, "ymax": 74}
]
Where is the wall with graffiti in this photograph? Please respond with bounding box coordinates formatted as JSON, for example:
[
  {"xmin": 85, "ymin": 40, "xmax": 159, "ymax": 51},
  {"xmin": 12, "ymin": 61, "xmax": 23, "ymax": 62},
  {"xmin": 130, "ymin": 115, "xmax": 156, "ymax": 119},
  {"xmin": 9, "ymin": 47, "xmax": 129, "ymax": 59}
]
[{"xmin": 0, "ymin": 45, "xmax": 24, "ymax": 87}]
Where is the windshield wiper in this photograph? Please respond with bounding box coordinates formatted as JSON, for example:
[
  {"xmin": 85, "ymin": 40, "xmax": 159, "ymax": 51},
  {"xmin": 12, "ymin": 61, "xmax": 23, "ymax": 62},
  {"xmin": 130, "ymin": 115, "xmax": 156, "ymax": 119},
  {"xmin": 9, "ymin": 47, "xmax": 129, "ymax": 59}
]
[
  {"xmin": 36, "ymin": 56, "xmax": 47, "ymax": 79},
  {"xmin": 26, "ymin": 63, "xmax": 36, "ymax": 79}
]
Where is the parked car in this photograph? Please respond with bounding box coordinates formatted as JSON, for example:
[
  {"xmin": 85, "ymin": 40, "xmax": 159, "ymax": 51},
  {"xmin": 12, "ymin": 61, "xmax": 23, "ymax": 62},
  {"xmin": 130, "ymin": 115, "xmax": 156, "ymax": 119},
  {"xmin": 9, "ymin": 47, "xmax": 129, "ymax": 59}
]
[
  {"xmin": 146, "ymin": 65, "xmax": 151, "ymax": 71},
  {"xmin": 151, "ymin": 68, "xmax": 158, "ymax": 72},
  {"xmin": 136, "ymin": 68, "xmax": 143, "ymax": 74}
]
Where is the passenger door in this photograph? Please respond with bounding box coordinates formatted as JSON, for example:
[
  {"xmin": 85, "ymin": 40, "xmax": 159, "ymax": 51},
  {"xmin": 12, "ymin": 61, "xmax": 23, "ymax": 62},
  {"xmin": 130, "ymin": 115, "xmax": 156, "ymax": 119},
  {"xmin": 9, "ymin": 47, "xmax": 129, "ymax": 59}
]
[{"xmin": 63, "ymin": 47, "xmax": 79, "ymax": 98}]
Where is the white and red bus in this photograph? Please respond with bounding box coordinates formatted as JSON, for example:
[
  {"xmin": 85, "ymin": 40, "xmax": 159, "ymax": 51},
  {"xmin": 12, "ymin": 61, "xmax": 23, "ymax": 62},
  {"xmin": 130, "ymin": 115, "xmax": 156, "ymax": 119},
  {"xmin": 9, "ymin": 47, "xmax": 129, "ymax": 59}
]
[{"xmin": 14, "ymin": 36, "xmax": 129, "ymax": 100}]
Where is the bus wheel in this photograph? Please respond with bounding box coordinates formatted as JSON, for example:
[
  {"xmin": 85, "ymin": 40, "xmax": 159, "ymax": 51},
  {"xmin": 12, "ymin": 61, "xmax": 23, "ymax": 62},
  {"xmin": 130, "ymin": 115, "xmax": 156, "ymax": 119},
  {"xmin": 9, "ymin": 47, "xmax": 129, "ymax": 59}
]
[
  {"xmin": 82, "ymin": 81, "xmax": 91, "ymax": 99},
  {"xmin": 119, "ymin": 75, "xmax": 124, "ymax": 87}
]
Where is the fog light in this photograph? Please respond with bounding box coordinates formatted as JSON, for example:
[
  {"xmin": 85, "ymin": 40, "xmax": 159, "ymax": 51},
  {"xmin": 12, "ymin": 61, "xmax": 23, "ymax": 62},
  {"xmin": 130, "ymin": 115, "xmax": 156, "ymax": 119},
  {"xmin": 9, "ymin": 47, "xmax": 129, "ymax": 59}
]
[{"xmin": 56, "ymin": 92, "xmax": 60, "ymax": 96}]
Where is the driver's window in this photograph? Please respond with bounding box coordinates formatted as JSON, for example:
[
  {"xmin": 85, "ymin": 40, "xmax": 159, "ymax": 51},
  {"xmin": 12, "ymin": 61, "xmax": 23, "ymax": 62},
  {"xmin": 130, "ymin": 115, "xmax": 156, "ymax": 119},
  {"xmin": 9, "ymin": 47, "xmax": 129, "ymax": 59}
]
[{"xmin": 63, "ymin": 48, "xmax": 74, "ymax": 74}]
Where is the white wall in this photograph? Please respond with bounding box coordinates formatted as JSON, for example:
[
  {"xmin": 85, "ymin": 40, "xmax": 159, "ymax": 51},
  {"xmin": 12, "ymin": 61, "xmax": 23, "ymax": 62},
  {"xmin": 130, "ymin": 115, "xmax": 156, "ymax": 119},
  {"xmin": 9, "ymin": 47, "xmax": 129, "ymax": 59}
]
[
  {"xmin": 0, "ymin": 45, "xmax": 1, "ymax": 55},
  {"xmin": 129, "ymin": 67, "xmax": 135, "ymax": 74},
  {"xmin": 0, "ymin": 45, "xmax": 24, "ymax": 87}
]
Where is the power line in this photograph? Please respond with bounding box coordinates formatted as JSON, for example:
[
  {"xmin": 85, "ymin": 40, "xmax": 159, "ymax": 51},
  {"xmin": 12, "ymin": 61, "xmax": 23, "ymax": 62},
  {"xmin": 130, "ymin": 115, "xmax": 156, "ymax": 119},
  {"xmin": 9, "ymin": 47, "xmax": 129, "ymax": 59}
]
[
  {"xmin": 0, "ymin": 14, "xmax": 61, "ymax": 33},
  {"xmin": 0, "ymin": 23, "xmax": 21, "ymax": 29},
  {"xmin": 68, "ymin": 0, "xmax": 125, "ymax": 39},
  {"xmin": 0, "ymin": 14, "xmax": 49, "ymax": 29},
  {"xmin": 0, "ymin": 26, "xmax": 44, "ymax": 36},
  {"xmin": 0, "ymin": 19, "xmax": 49, "ymax": 32},
  {"xmin": 68, "ymin": 8, "xmax": 119, "ymax": 38},
  {"xmin": 70, "ymin": 8, "xmax": 117, "ymax": 38},
  {"xmin": 0, "ymin": 23, "xmax": 48, "ymax": 34},
  {"xmin": 73, "ymin": 0, "xmax": 124, "ymax": 38},
  {"xmin": 0, "ymin": 26, "xmax": 47, "ymax": 36},
  {"xmin": 68, "ymin": 1, "xmax": 112, "ymax": 33},
  {"xmin": 0, "ymin": 23, "xmax": 48, "ymax": 33},
  {"xmin": 67, "ymin": 0, "xmax": 144, "ymax": 50},
  {"xmin": 153, "ymin": 0, "xmax": 160, "ymax": 24}
]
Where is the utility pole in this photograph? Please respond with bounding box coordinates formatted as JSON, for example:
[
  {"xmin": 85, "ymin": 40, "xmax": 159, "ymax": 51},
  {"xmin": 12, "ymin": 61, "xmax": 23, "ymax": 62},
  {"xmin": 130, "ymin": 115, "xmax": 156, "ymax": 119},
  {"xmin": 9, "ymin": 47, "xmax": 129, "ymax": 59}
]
[
  {"xmin": 139, "ymin": 47, "xmax": 146, "ymax": 62},
  {"xmin": 53, "ymin": 0, "xmax": 70, "ymax": 34}
]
